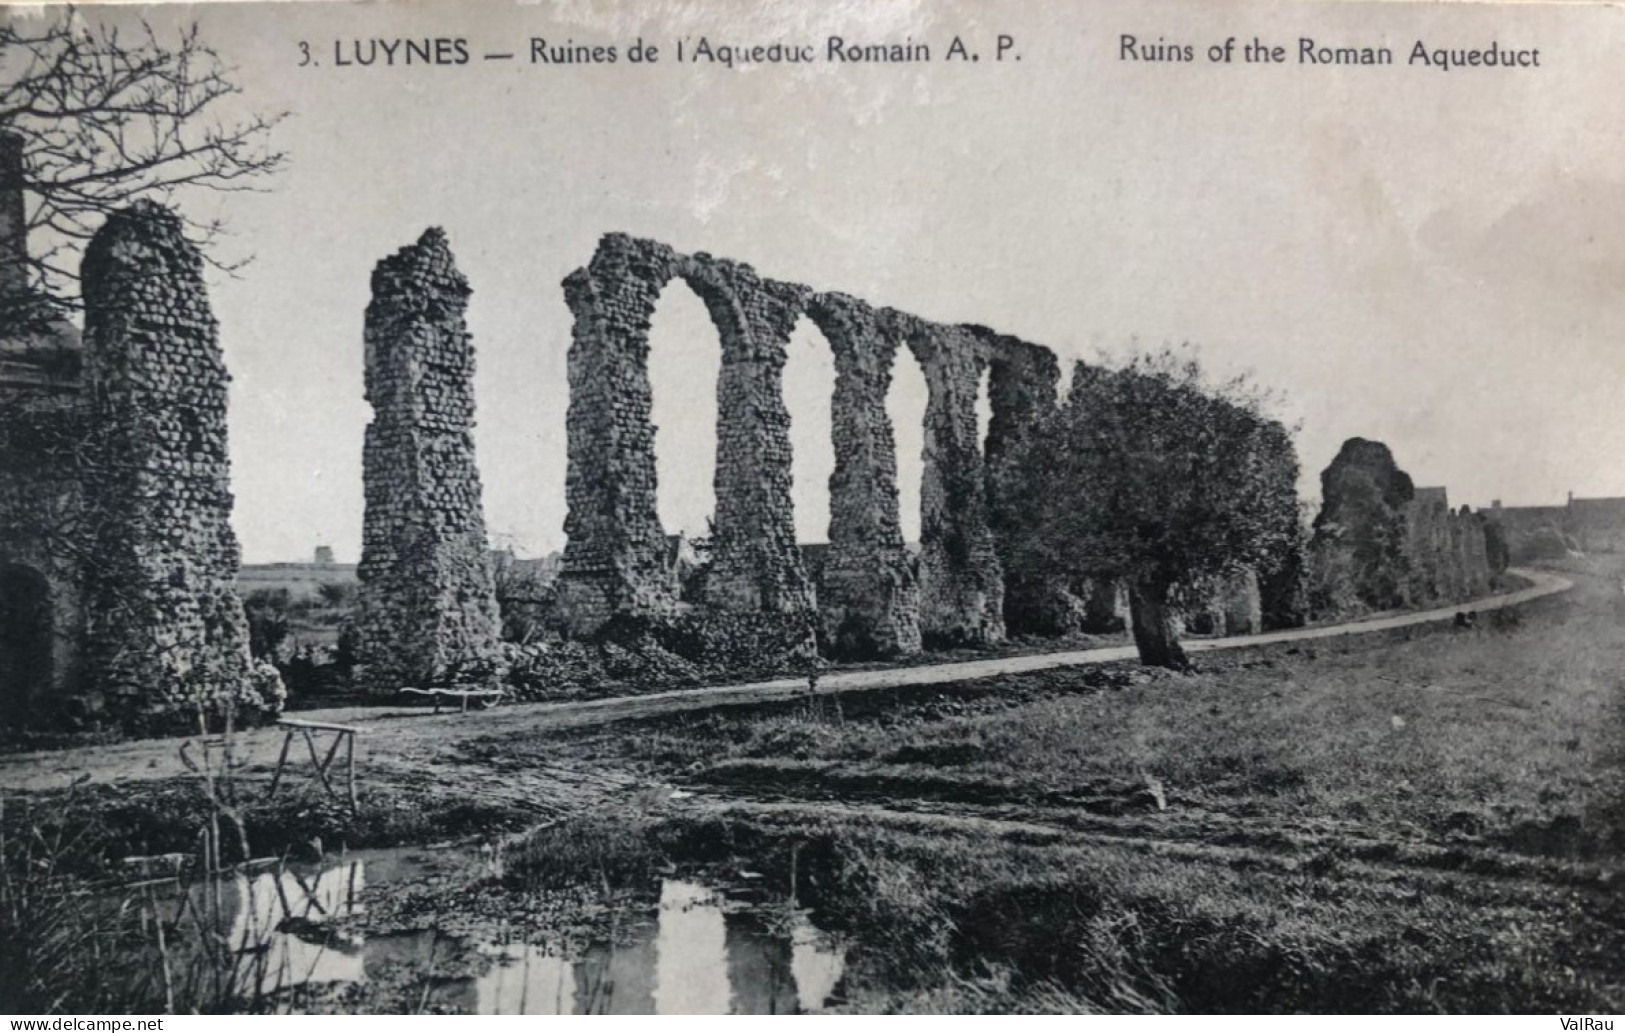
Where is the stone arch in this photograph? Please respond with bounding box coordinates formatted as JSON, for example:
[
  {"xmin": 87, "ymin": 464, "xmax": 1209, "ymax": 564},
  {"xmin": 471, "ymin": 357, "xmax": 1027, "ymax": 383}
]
[
  {"xmin": 0, "ymin": 562, "xmax": 53, "ymax": 715},
  {"xmin": 675, "ymin": 256, "xmax": 812, "ymax": 616},
  {"xmin": 556, "ymin": 235, "xmax": 814, "ymax": 634},
  {"xmin": 889, "ymin": 316, "xmax": 1004, "ymax": 648},
  {"xmin": 555, "ymin": 233, "xmax": 1087, "ymax": 653},
  {"xmin": 803, "ymin": 293, "xmax": 921, "ymax": 658}
]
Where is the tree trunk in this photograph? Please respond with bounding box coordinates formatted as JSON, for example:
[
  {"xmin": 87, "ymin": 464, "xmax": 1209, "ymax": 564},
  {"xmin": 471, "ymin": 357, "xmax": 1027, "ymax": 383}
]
[{"xmin": 1128, "ymin": 576, "xmax": 1191, "ymax": 671}]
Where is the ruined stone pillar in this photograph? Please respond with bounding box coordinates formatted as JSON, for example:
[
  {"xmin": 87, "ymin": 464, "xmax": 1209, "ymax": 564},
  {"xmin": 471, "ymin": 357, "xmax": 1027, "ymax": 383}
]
[
  {"xmin": 79, "ymin": 200, "xmax": 256, "ymax": 719},
  {"xmin": 982, "ymin": 334, "xmax": 1072, "ymax": 636},
  {"xmin": 806, "ymin": 293, "xmax": 921, "ymax": 657},
  {"xmin": 0, "ymin": 132, "xmax": 26, "ymax": 302},
  {"xmin": 555, "ymin": 234, "xmax": 679, "ymax": 634},
  {"xmin": 684, "ymin": 256, "xmax": 813, "ymax": 617},
  {"xmin": 354, "ymin": 228, "xmax": 502, "ymax": 690},
  {"xmin": 1459, "ymin": 508, "xmax": 1490, "ymax": 595},
  {"xmin": 896, "ymin": 318, "xmax": 1004, "ymax": 647}
]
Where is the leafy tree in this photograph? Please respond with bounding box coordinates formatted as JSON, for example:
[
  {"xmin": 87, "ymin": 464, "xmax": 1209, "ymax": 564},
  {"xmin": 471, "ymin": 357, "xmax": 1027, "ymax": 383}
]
[
  {"xmin": 1, "ymin": 7, "xmax": 285, "ymax": 310},
  {"xmin": 316, "ymin": 580, "xmax": 356, "ymax": 609},
  {"xmin": 241, "ymin": 586, "xmax": 290, "ymax": 661},
  {"xmin": 1008, "ymin": 349, "xmax": 1301, "ymax": 669}
]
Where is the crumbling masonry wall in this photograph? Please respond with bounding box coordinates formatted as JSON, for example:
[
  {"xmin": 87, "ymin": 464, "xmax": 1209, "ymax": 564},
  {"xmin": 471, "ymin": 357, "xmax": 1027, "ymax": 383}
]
[
  {"xmin": 1309, "ymin": 441, "xmax": 1495, "ymax": 619},
  {"xmin": 687, "ymin": 256, "xmax": 814, "ymax": 618},
  {"xmin": 983, "ymin": 333, "xmax": 1073, "ymax": 636},
  {"xmin": 897, "ymin": 318, "xmax": 1005, "ymax": 647},
  {"xmin": 78, "ymin": 201, "xmax": 261, "ymax": 723},
  {"xmin": 556, "ymin": 234, "xmax": 1083, "ymax": 656},
  {"xmin": 354, "ymin": 229, "xmax": 503, "ymax": 690},
  {"xmin": 557, "ymin": 235, "xmax": 820, "ymax": 635},
  {"xmin": 1401, "ymin": 489, "xmax": 1492, "ymax": 607},
  {"xmin": 555, "ymin": 239, "xmax": 678, "ymax": 635},
  {"xmin": 806, "ymin": 293, "xmax": 921, "ymax": 657}
]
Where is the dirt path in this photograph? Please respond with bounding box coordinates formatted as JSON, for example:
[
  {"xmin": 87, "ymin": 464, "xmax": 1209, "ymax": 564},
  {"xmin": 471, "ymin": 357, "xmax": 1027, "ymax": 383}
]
[
  {"xmin": 697, "ymin": 794, "xmax": 1618, "ymax": 896},
  {"xmin": 0, "ymin": 567, "xmax": 1573, "ymax": 794}
]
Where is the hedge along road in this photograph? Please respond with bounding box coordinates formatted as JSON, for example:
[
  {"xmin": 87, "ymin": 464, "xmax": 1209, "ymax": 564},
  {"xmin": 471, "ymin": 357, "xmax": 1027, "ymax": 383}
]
[{"xmin": 0, "ymin": 567, "xmax": 1574, "ymax": 794}]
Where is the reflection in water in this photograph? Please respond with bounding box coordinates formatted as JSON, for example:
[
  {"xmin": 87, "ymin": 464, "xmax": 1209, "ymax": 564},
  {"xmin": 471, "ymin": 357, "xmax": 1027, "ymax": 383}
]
[
  {"xmin": 725, "ymin": 907, "xmax": 799, "ymax": 1015},
  {"xmin": 476, "ymin": 943, "xmax": 574, "ymax": 1015},
  {"xmin": 791, "ymin": 922, "xmax": 846, "ymax": 1010},
  {"xmin": 224, "ymin": 861, "xmax": 367, "ymax": 998},
  {"xmin": 654, "ymin": 881, "xmax": 729, "ymax": 1014},
  {"xmin": 472, "ymin": 880, "xmax": 846, "ymax": 1014},
  {"xmin": 189, "ymin": 855, "xmax": 843, "ymax": 1013},
  {"xmin": 574, "ymin": 921, "xmax": 658, "ymax": 1014}
]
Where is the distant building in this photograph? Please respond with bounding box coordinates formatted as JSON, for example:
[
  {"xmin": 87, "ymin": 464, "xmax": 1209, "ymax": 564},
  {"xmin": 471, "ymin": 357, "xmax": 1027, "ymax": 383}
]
[
  {"xmin": 1567, "ymin": 495, "xmax": 1625, "ymax": 553},
  {"xmin": 1487, "ymin": 492, "xmax": 1625, "ymax": 555},
  {"xmin": 314, "ymin": 545, "xmax": 335, "ymax": 566}
]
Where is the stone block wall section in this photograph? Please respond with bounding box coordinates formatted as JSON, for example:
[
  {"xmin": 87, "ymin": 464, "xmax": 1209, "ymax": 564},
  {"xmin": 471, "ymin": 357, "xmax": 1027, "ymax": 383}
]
[
  {"xmin": 1311, "ymin": 443, "xmax": 1496, "ymax": 617},
  {"xmin": 556, "ymin": 236, "xmax": 678, "ymax": 635},
  {"xmin": 354, "ymin": 228, "xmax": 503, "ymax": 691},
  {"xmin": 78, "ymin": 200, "xmax": 258, "ymax": 720}
]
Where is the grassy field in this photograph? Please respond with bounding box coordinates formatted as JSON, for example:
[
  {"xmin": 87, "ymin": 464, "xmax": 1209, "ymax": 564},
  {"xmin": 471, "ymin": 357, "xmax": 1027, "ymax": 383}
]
[
  {"xmin": 4, "ymin": 559, "xmax": 1620, "ymax": 1013},
  {"xmin": 490, "ymin": 557, "xmax": 1625, "ymax": 1012}
]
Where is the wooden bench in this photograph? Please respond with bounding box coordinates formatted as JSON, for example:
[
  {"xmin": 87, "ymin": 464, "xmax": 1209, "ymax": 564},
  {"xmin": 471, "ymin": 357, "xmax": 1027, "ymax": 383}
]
[{"xmin": 399, "ymin": 686, "xmax": 506, "ymax": 713}]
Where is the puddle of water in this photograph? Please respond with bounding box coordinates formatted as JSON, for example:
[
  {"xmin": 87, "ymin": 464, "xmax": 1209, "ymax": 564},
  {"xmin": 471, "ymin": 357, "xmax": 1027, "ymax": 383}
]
[
  {"xmin": 227, "ymin": 861, "xmax": 368, "ymax": 997},
  {"xmin": 470, "ymin": 879, "xmax": 844, "ymax": 1014},
  {"xmin": 137, "ymin": 852, "xmax": 845, "ymax": 1014}
]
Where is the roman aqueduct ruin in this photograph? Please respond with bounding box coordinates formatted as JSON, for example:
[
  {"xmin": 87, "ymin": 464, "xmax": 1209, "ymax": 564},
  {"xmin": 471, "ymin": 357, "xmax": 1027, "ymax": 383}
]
[
  {"xmin": 0, "ymin": 166, "xmax": 1504, "ymax": 725},
  {"xmin": 552, "ymin": 232, "xmax": 1068, "ymax": 658}
]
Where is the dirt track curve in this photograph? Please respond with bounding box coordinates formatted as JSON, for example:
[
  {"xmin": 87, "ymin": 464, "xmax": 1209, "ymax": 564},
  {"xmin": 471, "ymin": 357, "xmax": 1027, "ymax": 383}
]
[{"xmin": 0, "ymin": 567, "xmax": 1572, "ymax": 794}]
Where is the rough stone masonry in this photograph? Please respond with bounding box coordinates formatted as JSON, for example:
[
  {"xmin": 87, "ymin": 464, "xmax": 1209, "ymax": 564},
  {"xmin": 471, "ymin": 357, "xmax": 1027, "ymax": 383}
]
[
  {"xmin": 77, "ymin": 201, "xmax": 264, "ymax": 724},
  {"xmin": 1309, "ymin": 438, "xmax": 1495, "ymax": 617},
  {"xmin": 557, "ymin": 233, "xmax": 1070, "ymax": 656},
  {"xmin": 2, "ymin": 148, "xmax": 277, "ymax": 728},
  {"xmin": 354, "ymin": 228, "xmax": 503, "ymax": 691}
]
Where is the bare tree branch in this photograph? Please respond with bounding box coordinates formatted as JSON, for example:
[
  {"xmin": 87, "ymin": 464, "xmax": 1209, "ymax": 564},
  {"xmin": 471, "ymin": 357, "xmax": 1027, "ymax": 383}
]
[{"xmin": 1, "ymin": 6, "xmax": 286, "ymax": 308}]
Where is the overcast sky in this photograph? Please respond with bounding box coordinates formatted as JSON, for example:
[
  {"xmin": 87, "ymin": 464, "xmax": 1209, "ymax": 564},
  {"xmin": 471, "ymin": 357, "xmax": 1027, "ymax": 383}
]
[{"xmin": 17, "ymin": 0, "xmax": 1624, "ymax": 562}]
